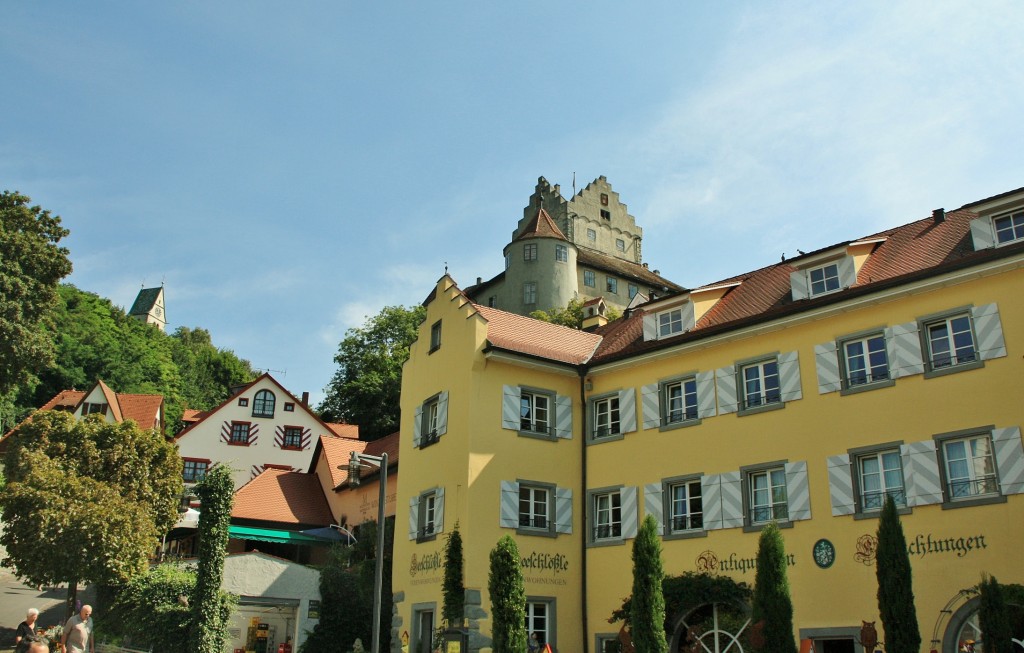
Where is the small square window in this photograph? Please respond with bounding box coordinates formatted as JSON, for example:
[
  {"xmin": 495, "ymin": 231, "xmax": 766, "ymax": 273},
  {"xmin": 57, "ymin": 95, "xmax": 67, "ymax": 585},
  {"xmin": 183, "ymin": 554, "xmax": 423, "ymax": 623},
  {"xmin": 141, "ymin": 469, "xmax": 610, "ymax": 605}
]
[
  {"xmin": 238, "ymin": 398, "xmax": 249, "ymax": 407},
  {"xmin": 600, "ymin": 192, "xmax": 609, "ymax": 206},
  {"xmin": 555, "ymin": 244, "xmax": 568, "ymax": 262},
  {"xmin": 658, "ymin": 308, "xmax": 683, "ymax": 337},
  {"xmin": 667, "ymin": 479, "xmax": 703, "ymax": 533},
  {"xmin": 606, "ymin": 277, "xmax": 618, "ymax": 294},
  {"xmin": 741, "ymin": 360, "xmax": 780, "ymax": 408},
  {"xmin": 524, "ymin": 282, "xmax": 537, "ymax": 305},
  {"xmin": 182, "ymin": 459, "xmax": 209, "ymax": 483},
  {"xmin": 283, "ymin": 402, "xmax": 294, "ymax": 412},
  {"xmin": 993, "ymin": 210, "xmax": 1024, "ymax": 245},
  {"xmin": 924, "ymin": 313, "xmax": 976, "ymax": 370},
  {"xmin": 583, "ymin": 270, "xmax": 596, "ymax": 287},
  {"xmin": 283, "ymin": 426, "xmax": 303, "ymax": 449},
  {"xmin": 600, "ymin": 209, "xmax": 611, "ymax": 220},
  {"xmin": 430, "ymin": 320, "xmax": 442, "ymax": 353},
  {"xmin": 808, "ymin": 263, "xmax": 840, "ymax": 296},
  {"xmin": 587, "ymin": 228, "xmax": 597, "ymax": 241},
  {"xmin": 230, "ymin": 422, "xmax": 251, "ymax": 445},
  {"xmin": 524, "ymin": 243, "xmax": 538, "ymax": 261},
  {"xmin": 615, "ymin": 238, "xmax": 625, "ymax": 252},
  {"xmin": 592, "ymin": 490, "xmax": 622, "ymax": 540},
  {"xmin": 748, "ymin": 467, "xmax": 787, "ymax": 524}
]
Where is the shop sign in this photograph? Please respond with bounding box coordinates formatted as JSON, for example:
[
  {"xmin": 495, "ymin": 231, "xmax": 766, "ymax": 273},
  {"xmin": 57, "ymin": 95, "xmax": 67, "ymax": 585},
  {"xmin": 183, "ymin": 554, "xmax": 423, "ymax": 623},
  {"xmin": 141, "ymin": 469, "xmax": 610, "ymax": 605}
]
[
  {"xmin": 520, "ymin": 550, "xmax": 569, "ymax": 586},
  {"xmin": 308, "ymin": 600, "xmax": 320, "ymax": 619},
  {"xmin": 694, "ymin": 548, "xmax": 796, "ymax": 575},
  {"xmin": 854, "ymin": 531, "xmax": 989, "ymax": 565},
  {"xmin": 409, "ymin": 550, "xmax": 443, "ymax": 584}
]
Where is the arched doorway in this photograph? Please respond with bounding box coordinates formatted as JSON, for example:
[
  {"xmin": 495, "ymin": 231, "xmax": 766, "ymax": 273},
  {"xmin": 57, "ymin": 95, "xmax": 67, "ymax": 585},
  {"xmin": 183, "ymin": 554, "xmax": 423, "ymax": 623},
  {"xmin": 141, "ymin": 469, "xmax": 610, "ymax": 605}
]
[
  {"xmin": 668, "ymin": 601, "xmax": 752, "ymax": 653},
  {"xmin": 942, "ymin": 596, "xmax": 1024, "ymax": 653}
]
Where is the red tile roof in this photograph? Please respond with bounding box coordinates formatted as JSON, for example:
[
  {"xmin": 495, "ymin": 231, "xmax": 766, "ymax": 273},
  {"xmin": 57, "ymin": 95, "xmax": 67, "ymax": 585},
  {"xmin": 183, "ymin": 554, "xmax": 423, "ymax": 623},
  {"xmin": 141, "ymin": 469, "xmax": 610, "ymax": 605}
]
[
  {"xmin": 576, "ymin": 248, "xmax": 686, "ymax": 293},
  {"xmin": 38, "ymin": 390, "xmax": 86, "ymax": 412},
  {"xmin": 326, "ymin": 422, "xmax": 359, "ymax": 438},
  {"xmin": 118, "ymin": 394, "xmax": 165, "ymax": 429},
  {"xmin": 315, "ymin": 434, "xmax": 367, "ymax": 489},
  {"xmin": 515, "ymin": 208, "xmax": 568, "ymax": 241},
  {"xmin": 232, "ymin": 468, "xmax": 334, "ymax": 526},
  {"xmin": 474, "ymin": 304, "xmax": 603, "ymax": 364}
]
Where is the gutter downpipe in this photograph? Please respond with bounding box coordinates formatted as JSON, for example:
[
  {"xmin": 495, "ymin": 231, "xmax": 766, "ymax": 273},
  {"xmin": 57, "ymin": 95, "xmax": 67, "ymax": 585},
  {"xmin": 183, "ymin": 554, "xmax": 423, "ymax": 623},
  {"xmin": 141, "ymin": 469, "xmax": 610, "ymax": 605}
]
[{"xmin": 578, "ymin": 363, "xmax": 589, "ymax": 653}]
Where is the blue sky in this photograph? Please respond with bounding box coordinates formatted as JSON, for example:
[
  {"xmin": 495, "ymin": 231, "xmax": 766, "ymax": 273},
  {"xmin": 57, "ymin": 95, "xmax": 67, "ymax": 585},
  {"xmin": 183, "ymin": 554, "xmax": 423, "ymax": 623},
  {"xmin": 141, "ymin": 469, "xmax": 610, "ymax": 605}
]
[{"xmin": 4, "ymin": 1, "xmax": 1022, "ymax": 407}]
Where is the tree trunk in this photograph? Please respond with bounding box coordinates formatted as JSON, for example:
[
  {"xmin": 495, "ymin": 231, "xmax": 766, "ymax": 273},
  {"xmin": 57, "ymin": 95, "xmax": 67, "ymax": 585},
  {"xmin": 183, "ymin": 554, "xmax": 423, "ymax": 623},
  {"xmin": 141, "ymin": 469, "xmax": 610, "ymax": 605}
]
[{"xmin": 65, "ymin": 576, "xmax": 79, "ymax": 622}]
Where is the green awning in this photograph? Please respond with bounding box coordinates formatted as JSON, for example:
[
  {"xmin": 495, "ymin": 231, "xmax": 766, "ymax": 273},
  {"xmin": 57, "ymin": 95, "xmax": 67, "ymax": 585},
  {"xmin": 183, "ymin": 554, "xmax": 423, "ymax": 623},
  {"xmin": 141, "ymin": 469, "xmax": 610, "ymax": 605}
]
[{"xmin": 229, "ymin": 525, "xmax": 326, "ymax": 545}]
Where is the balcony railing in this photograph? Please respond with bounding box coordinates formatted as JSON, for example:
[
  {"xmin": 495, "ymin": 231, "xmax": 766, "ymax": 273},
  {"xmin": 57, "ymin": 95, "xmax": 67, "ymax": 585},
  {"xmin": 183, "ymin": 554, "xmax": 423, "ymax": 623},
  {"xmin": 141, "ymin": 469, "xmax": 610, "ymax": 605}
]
[
  {"xmin": 750, "ymin": 504, "xmax": 788, "ymax": 524},
  {"xmin": 861, "ymin": 488, "xmax": 906, "ymax": 510},
  {"xmin": 948, "ymin": 475, "xmax": 998, "ymax": 499},
  {"xmin": 519, "ymin": 515, "xmax": 548, "ymax": 529},
  {"xmin": 670, "ymin": 514, "xmax": 703, "ymax": 532},
  {"xmin": 593, "ymin": 523, "xmax": 622, "ymax": 540}
]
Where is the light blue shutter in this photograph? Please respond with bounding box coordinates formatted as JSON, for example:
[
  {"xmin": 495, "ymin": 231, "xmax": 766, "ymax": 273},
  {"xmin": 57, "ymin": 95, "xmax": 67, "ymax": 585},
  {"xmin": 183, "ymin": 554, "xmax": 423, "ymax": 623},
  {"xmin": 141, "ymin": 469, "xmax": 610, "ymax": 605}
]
[
  {"xmin": 555, "ymin": 394, "xmax": 573, "ymax": 439},
  {"xmin": 701, "ymin": 474, "xmax": 724, "ymax": 530},
  {"xmin": 502, "ymin": 385, "xmax": 521, "ymax": 430},
  {"xmin": 785, "ymin": 461, "xmax": 811, "ymax": 521},
  {"xmin": 435, "ymin": 391, "xmax": 449, "ymax": 436},
  {"xmin": 716, "ymin": 365, "xmax": 738, "ymax": 414},
  {"xmin": 827, "ymin": 454, "xmax": 855, "ymax": 516},
  {"xmin": 970, "ymin": 217, "xmax": 996, "ymax": 250},
  {"xmin": 681, "ymin": 301, "xmax": 696, "ymax": 331},
  {"xmin": 641, "ymin": 384, "xmax": 660, "ymax": 430},
  {"xmin": 837, "ymin": 255, "xmax": 857, "ymax": 289},
  {"xmin": 555, "ymin": 487, "xmax": 573, "ymax": 534},
  {"xmin": 620, "ymin": 486, "xmax": 639, "ymax": 538},
  {"xmin": 886, "ymin": 322, "xmax": 925, "ymax": 378},
  {"xmin": 815, "ymin": 342, "xmax": 842, "ymax": 394},
  {"xmin": 719, "ymin": 472, "xmax": 744, "ymax": 529},
  {"xmin": 972, "ymin": 303, "xmax": 1007, "ymax": 361},
  {"xmin": 643, "ymin": 314, "xmax": 657, "ymax": 341},
  {"xmin": 434, "ymin": 487, "xmax": 445, "ymax": 534},
  {"xmin": 412, "ymin": 404, "xmax": 423, "ymax": 448},
  {"xmin": 778, "ymin": 351, "xmax": 802, "ymax": 402},
  {"xmin": 696, "ymin": 371, "xmax": 717, "ymax": 418},
  {"xmin": 644, "ymin": 483, "xmax": 664, "ymax": 535},
  {"xmin": 408, "ymin": 497, "xmax": 419, "ymax": 540},
  {"xmin": 992, "ymin": 427, "xmax": 1024, "ymax": 496},
  {"xmin": 790, "ymin": 270, "xmax": 809, "ymax": 300},
  {"xmin": 901, "ymin": 441, "xmax": 943, "ymax": 506},
  {"xmin": 619, "ymin": 388, "xmax": 637, "ymax": 434},
  {"xmin": 499, "ymin": 481, "xmax": 519, "ymax": 528}
]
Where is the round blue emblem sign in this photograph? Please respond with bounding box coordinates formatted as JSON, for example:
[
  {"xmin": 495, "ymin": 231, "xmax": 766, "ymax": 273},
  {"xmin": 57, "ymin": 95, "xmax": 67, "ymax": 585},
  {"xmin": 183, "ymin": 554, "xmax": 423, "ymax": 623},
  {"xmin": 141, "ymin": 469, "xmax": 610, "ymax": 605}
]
[{"xmin": 813, "ymin": 538, "xmax": 836, "ymax": 569}]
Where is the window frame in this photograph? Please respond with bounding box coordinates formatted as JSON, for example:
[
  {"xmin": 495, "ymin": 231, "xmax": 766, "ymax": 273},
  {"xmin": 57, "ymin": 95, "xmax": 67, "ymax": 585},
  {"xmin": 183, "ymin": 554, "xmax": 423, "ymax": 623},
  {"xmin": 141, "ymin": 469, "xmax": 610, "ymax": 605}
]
[
  {"xmin": 283, "ymin": 402, "xmax": 295, "ymax": 412},
  {"xmin": 229, "ymin": 421, "xmax": 252, "ymax": 446},
  {"xmin": 524, "ymin": 243, "xmax": 538, "ymax": 261},
  {"xmin": 615, "ymin": 238, "xmax": 625, "ymax": 252},
  {"xmin": 606, "ymin": 276, "xmax": 618, "ymax": 294},
  {"xmin": 555, "ymin": 244, "xmax": 568, "ymax": 262},
  {"xmin": 738, "ymin": 356, "xmax": 782, "ymax": 415},
  {"xmin": 657, "ymin": 308, "xmax": 684, "ymax": 338},
  {"xmin": 587, "ymin": 228, "xmax": 597, "ymax": 241},
  {"xmin": 525, "ymin": 597, "xmax": 557, "ymax": 652},
  {"xmin": 417, "ymin": 490, "xmax": 439, "ymax": 542},
  {"xmin": 919, "ymin": 307, "xmax": 983, "ymax": 378},
  {"xmin": 663, "ymin": 474, "xmax": 705, "ymax": 539},
  {"xmin": 583, "ymin": 270, "xmax": 596, "ymax": 288},
  {"xmin": 252, "ymin": 389, "xmax": 276, "ymax": 418},
  {"xmin": 838, "ymin": 329, "xmax": 894, "ymax": 395},
  {"xmin": 282, "ymin": 426, "xmax": 304, "ymax": 450},
  {"xmin": 84, "ymin": 402, "xmax": 108, "ymax": 416},
  {"xmin": 659, "ymin": 376, "xmax": 699, "ymax": 430},
  {"xmin": 237, "ymin": 397, "xmax": 249, "ymax": 407},
  {"xmin": 519, "ymin": 388, "xmax": 555, "ymax": 438},
  {"xmin": 182, "ymin": 458, "xmax": 210, "ymax": 483},
  {"xmin": 590, "ymin": 393, "xmax": 622, "ymax": 442},
  {"xmin": 935, "ymin": 428, "xmax": 1004, "ymax": 509},
  {"xmin": 590, "ymin": 488, "xmax": 623, "ymax": 544},
  {"xmin": 741, "ymin": 462, "xmax": 790, "ymax": 531},
  {"xmin": 848, "ymin": 442, "xmax": 908, "ymax": 518},
  {"xmin": 419, "ymin": 395, "xmax": 441, "ymax": 448},
  {"xmin": 517, "ymin": 481, "xmax": 555, "ymax": 536},
  {"xmin": 523, "ymin": 282, "xmax": 537, "ymax": 305},
  {"xmin": 992, "ymin": 208, "xmax": 1024, "ymax": 246},
  {"xmin": 807, "ymin": 262, "xmax": 841, "ymax": 296},
  {"xmin": 628, "ymin": 283, "xmax": 639, "ymax": 299},
  {"xmin": 429, "ymin": 320, "xmax": 442, "ymax": 353}
]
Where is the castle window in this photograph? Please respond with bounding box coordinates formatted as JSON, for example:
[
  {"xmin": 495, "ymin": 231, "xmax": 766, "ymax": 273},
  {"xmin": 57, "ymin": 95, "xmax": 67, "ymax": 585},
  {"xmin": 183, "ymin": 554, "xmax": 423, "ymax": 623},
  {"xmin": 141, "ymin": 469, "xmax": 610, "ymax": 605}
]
[
  {"xmin": 524, "ymin": 243, "xmax": 538, "ymax": 261},
  {"xmin": 555, "ymin": 244, "xmax": 568, "ymax": 262},
  {"xmin": 600, "ymin": 209, "xmax": 611, "ymax": 220},
  {"xmin": 524, "ymin": 282, "xmax": 537, "ymax": 305},
  {"xmin": 606, "ymin": 277, "xmax": 618, "ymax": 294},
  {"xmin": 587, "ymin": 228, "xmax": 597, "ymax": 241},
  {"xmin": 583, "ymin": 270, "xmax": 596, "ymax": 288},
  {"xmin": 628, "ymin": 284, "xmax": 638, "ymax": 299},
  {"xmin": 600, "ymin": 192, "xmax": 609, "ymax": 206},
  {"xmin": 616, "ymin": 239, "xmax": 625, "ymax": 252}
]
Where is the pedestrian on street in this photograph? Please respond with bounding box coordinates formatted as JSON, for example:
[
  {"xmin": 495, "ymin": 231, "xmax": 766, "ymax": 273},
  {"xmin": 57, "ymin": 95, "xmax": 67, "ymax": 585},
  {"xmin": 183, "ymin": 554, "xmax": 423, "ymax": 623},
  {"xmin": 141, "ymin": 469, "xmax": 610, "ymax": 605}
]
[
  {"xmin": 14, "ymin": 607, "xmax": 40, "ymax": 652},
  {"xmin": 26, "ymin": 641, "xmax": 49, "ymax": 653},
  {"xmin": 61, "ymin": 604, "xmax": 94, "ymax": 653}
]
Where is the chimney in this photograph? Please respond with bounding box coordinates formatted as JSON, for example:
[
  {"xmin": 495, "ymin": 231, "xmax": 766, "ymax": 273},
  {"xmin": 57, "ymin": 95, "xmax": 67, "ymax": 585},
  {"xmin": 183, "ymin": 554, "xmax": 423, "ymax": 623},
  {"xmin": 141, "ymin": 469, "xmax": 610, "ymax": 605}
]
[
  {"xmin": 476, "ymin": 277, "xmax": 482, "ymax": 285},
  {"xmin": 301, "ymin": 391, "xmax": 309, "ymax": 406},
  {"xmin": 933, "ymin": 208, "xmax": 945, "ymax": 224}
]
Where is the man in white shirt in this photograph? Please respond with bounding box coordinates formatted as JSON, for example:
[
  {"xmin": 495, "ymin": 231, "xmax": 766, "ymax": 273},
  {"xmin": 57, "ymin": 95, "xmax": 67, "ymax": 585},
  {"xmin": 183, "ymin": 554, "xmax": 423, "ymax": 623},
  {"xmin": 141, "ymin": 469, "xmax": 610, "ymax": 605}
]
[{"xmin": 61, "ymin": 604, "xmax": 94, "ymax": 653}]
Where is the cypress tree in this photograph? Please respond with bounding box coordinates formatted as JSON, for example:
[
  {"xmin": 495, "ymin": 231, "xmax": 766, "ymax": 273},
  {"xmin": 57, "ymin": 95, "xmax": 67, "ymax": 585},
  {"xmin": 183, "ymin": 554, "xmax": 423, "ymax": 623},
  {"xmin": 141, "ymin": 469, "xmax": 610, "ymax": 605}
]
[
  {"xmin": 751, "ymin": 522, "xmax": 797, "ymax": 653},
  {"xmin": 979, "ymin": 575, "xmax": 1012, "ymax": 653},
  {"xmin": 189, "ymin": 465, "xmax": 234, "ymax": 653},
  {"xmin": 442, "ymin": 524, "xmax": 465, "ymax": 627},
  {"xmin": 875, "ymin": 496, "xmax": 921, "ymax": 653},
  {"xmin": 631, "ymin": 515, "xmax": 668, "ymax": 653},
  {"xmin": 488, "ymin": 535, "xmax": 526, "ymax": 653}
]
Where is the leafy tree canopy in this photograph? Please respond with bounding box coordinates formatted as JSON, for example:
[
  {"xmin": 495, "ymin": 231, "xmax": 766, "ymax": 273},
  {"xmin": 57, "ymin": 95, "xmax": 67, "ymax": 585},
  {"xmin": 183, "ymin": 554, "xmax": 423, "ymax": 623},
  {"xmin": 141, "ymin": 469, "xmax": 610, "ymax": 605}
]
[
  {"xmin": 611, "ymin": 572, "xmax": 751, "ymax": 629},
  {"xmin": 319, "ymin": 304, "xmax": 426, "ymax": 440},
  {"xmin": 530, "ymin": 297, "xmax": 621, "ymax": 329},
  {"xmin": 0, "ymin": 191, "xmax": 73, "ymax": 396},
  {"xmin": 0, "ymin": 411, "xmax": 182, "ymax": 591}
]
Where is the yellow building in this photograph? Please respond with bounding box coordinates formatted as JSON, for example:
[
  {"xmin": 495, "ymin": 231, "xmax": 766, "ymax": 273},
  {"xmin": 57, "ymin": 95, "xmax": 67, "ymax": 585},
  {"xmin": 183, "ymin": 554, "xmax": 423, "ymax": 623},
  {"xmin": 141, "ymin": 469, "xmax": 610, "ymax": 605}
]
[{"xmin": 392, "ymin": 187, "xmax": 1024, "ymax": 653}]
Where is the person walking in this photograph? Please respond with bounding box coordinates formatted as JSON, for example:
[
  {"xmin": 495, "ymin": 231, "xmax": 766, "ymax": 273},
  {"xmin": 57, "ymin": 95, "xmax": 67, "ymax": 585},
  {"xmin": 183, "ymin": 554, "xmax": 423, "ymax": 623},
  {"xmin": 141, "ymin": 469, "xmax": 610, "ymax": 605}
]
[
  {"xmin": 14, "ymin": 607, "xmax": 40, "ymax": 653},
  {"xmin": 61, "ymin": 604, "xmax": 94, "ymax": 653}
]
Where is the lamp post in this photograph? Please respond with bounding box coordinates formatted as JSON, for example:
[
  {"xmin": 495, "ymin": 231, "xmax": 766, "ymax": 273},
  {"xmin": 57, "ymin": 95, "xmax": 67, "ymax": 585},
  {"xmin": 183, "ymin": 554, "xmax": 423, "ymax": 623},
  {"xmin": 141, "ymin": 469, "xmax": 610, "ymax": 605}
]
[{"xmin": 344, "ymin": 450, "xmax": 388, "ymax": 653}]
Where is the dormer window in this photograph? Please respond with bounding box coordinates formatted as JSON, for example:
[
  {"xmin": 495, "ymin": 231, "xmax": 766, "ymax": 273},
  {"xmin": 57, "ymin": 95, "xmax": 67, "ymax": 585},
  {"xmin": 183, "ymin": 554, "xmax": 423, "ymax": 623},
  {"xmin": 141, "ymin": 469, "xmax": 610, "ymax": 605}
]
[
  {"xmin": 658, "ymin": 308, "xmax": 684, "ymax": 337},
  {"xmin": 84, "ymin": 403, "xmax": 108, "ymax": 416},
  {"xmin": 994, "ymin": 210, "xmax": 1024, "ymax": 245},
  {"xmin": 642, "ymin": 298, "xmax": 695, "ymax": 342},
  {"xmin": 808, "ymin": 262, "xmax": 841, "ymax": 296}
]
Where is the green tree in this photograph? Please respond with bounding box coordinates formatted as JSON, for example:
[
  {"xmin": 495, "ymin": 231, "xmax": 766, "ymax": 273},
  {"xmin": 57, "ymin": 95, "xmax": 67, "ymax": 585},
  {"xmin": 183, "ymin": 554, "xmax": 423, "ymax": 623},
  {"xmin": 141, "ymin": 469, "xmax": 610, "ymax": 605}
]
[
  {"xmin": 875, "ymin": 496, "xmax": 921, "ymax": 653},
  {"xmin": 0, "ymin": 411, "xmax": 182, "ymax": 617},
  {"xmin": 0, "ymin": 191, "xmax": 73, "ymax": 396},
  {"xmin": 442, "ymin": 524, "xmax": 465, "ymax": 627},
  {"xmin": 979, "ymin": 575, "xmax": 1013, "ymax": 653},
  {"xmin": 189, "ymin": 465, "xmax": 234, "ymax": 653},
  {"xmin": 488, "ymin": 535, "xmax": 526, "ymax": 653},
  {"xmin": 168, "ymin": 326, "xmax": 255, "ymax": 417},
  {"xmin": 751, "ymin": 522, "xmax": 797, "ymax": 653},
  {"xmin": 99, "ymin": 563, "xmax": 234, "ymax": 653},
  {"xmin": 530, "ymin": 298, "xmax": 621, "ymax": 329},
  {"xmin": 631, "ymin": 515, "xmax": 668, "ymax": 653},
  {"xmin": 319, "ymin": 305, "xmax": 426, "ymax": 440}
]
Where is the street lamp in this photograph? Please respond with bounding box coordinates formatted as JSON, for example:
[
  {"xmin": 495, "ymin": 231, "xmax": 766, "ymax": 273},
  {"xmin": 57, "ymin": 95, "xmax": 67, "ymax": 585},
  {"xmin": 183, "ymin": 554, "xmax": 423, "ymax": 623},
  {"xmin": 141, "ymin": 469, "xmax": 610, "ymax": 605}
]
[{"xmin": 343, "ymin": 451, "xmax": 388, "ymax": 653}]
